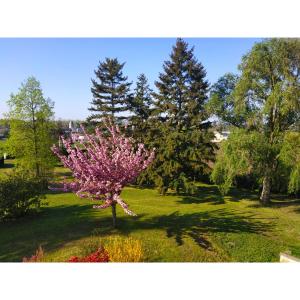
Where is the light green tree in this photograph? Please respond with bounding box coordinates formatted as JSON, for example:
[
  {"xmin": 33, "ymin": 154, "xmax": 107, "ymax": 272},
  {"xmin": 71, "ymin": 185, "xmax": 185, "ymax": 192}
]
[
  {"xmin": 6, "ymin": 77, "xmax": 55, "ymax": 177},
  {"xmin": 210, "ymin": 39, "xmax": 300, "ymax": 205}
]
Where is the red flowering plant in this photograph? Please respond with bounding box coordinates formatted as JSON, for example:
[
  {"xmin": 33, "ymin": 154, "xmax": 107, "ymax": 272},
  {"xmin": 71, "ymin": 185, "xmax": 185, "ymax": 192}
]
[
  {"xmin": 67, "ymin": 248, "xmax": 109, "ymax": 263},
  {"xmin": 49, "ymin": 119, "xmax": 155, "ymax": 227}
]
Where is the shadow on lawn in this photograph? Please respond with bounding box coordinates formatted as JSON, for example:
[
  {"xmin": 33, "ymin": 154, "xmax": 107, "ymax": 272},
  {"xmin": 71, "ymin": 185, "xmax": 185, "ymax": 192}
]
[
  {"xmin": 0, "ymin": 204, "xmax": 275, "ymax": 261},
  {"xmin": 107, "ymin": 208, "xmax": 274, "ymax": 251},
  {"xmin": 177, "ymin": 185, "xmax": 300, "ymax": 210},
  {"xmin": 177, "ymin": 185, "xmax": 259, "ymax": 205},
  {"xmin": 0, "ymin": 204, "xmax": 133, "ymax": 261},
  {"xmin": 1, "ymin": 162, "xmax": 15, "ymax": 169}
]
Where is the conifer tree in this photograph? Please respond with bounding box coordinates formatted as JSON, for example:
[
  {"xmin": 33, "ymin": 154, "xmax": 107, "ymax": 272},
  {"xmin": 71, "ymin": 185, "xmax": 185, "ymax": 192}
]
[
  {"xmin": 88, "ymin": 58, "xmax": 132, "ymax": 124},
  {"xmin": 129, "ymin": 73, "xmax": 153, "ymax": 121},
  {"xmin": 143, "ymin": 38, "xmax": 215, "ymax": 194},
  {"xmin": 154, "ymin": 38, "xmax": 209, "ymax": 127},
  {"xmin": 128, "ymin": 73, "xmax": 153, "ymax": 142}
]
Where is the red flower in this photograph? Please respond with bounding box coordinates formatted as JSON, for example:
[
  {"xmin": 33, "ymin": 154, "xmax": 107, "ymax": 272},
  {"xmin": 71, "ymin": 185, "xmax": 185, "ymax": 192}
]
[{"xmin": 67, "ymin": 248, "xmax": 109, "ymax": 262}]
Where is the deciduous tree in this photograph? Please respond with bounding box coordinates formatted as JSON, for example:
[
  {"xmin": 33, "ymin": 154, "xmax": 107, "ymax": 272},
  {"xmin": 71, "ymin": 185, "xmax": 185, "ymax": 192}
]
[
  {"xmin": 211, "ymin": 39, "xmax": 300, "ymax": 205},
  {"xmin": 6, "ymin": 77, "xmax": 55, "ymax": 177},
  {"xmin": 50, "ymin": 120, "xmax": 155, "ymax": 227}
]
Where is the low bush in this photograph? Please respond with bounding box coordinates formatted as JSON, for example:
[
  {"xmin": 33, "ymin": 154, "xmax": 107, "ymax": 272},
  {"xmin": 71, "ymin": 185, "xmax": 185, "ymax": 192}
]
[
  {"xmin": 104, "ymin": 237, "xmax": 143, "ymax": 262},
  {"xmin": 0, "ymin": 172, "xmax": 47, "ymax": 220}
]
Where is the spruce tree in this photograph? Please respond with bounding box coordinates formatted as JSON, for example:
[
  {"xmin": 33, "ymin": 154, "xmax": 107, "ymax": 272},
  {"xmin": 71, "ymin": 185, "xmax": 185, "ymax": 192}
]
[
  {"xmin": 88, "ymin": 58, "xmax": 132, "ymax": 124},
  {"xmin": 143, "ymin": 38, "xmax": 215, "ymax": 194},
  {"xmin": 128, "ymin": 73, "xmax": 153, "ymax": 142},
  {"xmin": 129, "ymin": 73, "xmax": 153, "ymax": 121},
  {"xmin": 154, "ymin": 38, "xmax": 209, "ymax": 128}
]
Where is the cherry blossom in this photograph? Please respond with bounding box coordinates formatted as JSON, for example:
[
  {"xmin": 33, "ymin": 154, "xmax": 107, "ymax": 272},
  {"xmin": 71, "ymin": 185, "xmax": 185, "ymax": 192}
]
[{"xmin": 50, "ymin": 119, "xmax": 155, "ymax": 226}]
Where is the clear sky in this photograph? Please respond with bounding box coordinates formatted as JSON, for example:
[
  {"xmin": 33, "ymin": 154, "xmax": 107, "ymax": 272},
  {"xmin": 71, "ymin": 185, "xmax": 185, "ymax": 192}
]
[{"xmin": 0, "ymin": 38, "xmax": 261, "ymax": 120}]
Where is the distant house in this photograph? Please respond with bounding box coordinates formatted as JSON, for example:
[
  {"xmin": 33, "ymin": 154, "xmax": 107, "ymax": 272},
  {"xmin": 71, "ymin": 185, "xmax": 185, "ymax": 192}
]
[{"xmin": 212, "ymin": 131, "xmax": 230, "ymax": 143}]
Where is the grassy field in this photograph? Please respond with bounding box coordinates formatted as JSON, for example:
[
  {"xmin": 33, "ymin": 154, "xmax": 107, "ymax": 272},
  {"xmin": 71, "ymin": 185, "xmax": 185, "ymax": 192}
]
[{"xmin": 1, "ymin": 161, "xmax": 300, "ymax": 262}]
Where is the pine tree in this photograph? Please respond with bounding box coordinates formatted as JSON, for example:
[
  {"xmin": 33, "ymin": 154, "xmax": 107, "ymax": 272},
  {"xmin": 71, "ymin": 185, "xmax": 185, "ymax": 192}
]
[
  {"xmin": 88, "ymin": 58, "xmax": 132, "ymax": 124},
  {"xmin": 142, "ymin": 38, "xmax": 215, "ymax": 194}
]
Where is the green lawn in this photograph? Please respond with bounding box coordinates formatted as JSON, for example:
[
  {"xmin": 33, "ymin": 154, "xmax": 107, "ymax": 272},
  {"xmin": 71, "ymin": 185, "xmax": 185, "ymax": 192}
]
[{"xmin": 1, "ymin": 163, "xmax": 300, "ymax": 262}]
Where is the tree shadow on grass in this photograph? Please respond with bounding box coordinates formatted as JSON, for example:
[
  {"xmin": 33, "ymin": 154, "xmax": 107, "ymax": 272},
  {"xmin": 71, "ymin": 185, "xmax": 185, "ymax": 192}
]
[
  {"xmin": 106, "ymin": 209, "xmax": 274, "ymax": 251},
  {"xmin": 177, "ymin": 185, "xmax": 225, "ymax": 205},
  {"xmin": 246, "ymin": 194, "xmax": 300, "ymax": 209},
  {"xmin": 141, "ymin": 209, "xmax": 274, "ymax": 250},
  {"xmin": 0, "ymin": 203, "xmax": 144, "ymax": 261},
  {"xmin": 0, "ymin": 203, "xmax": 275, "ymax": 261},
  {"xmin": 1, "ymin": 162, "xmax": 15, "ymax": 169},
  {"xmin": 176, "ymin": 185, "xmax": 299, "ymax": 208},
  {"xmin": 177, "ymin": 185, "xmax": 258, "ymax": 205}
]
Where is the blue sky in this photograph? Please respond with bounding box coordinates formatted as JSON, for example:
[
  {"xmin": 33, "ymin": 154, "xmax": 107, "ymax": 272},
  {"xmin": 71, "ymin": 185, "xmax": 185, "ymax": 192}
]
[{"xmin": 0, "ymin": 38, "xmax": 261, "ymax": 120}]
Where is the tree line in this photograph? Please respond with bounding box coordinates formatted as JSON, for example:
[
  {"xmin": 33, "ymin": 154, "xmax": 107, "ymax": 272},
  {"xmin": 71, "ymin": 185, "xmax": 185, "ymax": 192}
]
[{"xmin": 3, "ymin": 38, "xmax": 300, "ymax": 206}]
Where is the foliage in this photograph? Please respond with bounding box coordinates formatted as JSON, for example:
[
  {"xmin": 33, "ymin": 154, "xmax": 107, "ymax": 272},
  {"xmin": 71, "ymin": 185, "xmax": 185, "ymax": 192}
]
[
  {"xmin": 279, "ymin": 132, "xmax": 300, "ymax": 193},
  {"xmin": 50, "ymin": 119, "xmax": 155, "ymax": 225},
  {"xmin": 6, "ymin": 77, "xmax": 56, "ymax": 178},
  {"xmin": 211, "ymin": 38, "xmax": 300, "ymax": 204},
  {"xmin": 207, "ymin": 73, "xmax": 246, "ymax": 127},
  {"xmin": 141, "ymin": 122, "xmax": 214, "ymax": 194},
  {"xmin": 23, "ymin": 246, "xmax": 44, "ymax": 262},
  {"xmin": 68, "ymin": 247, "xmax": 109, "ymax": 262},
  {"xmin": 2, "ymin": 166, "xmax": 300, "ymax": 262},
  {"xmin": 129, "ymin": 73, "xmax": 153, "ymax": 121},
  {"xmin": 142, "ymin": 38, "xmax": 216, "ymax": 194},
  {"xmin": 211, "ymin": 129, "xmax": 271, "ymax": 194},
  {"xmin": 104, "ymin": 237, "xmax": 143, "ymax": 262},
  {"xmin": 127, "ymin": 73, "xmax": 154, "ymax": 143},
  {"xmin": 0, "ymin": 171, "xmax": 47, "ymax": 220},
  {"xmin": 88, "ymin": 58, "xmax": 133, "ymax": 124}
]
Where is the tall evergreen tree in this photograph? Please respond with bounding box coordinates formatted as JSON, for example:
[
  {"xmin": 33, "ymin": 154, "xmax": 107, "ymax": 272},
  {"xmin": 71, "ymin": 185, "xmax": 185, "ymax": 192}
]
[
  {"xmin": 154, "ymin": 38, "xmax": 209, "ymax": 128},
  {"xmin": 129, "ymin": 73, "xmax": 153, "ymax": 121},
  {"xmin": 142, "ymin": 38, "xmax": 215, "ymax": 194},
  {"xmin": 128, "ymin": 73, "xmax": 153, "ymax": 142},
  {"xmin": 88, "ymin": 58, "xmax": 132, "ymax": 124}
]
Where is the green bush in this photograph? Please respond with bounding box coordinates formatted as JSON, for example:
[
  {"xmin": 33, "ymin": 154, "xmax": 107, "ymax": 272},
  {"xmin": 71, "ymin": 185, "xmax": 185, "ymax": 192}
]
[{"xmin": 0, "ymin": 172, "xmax": 47, "ymax": 220}]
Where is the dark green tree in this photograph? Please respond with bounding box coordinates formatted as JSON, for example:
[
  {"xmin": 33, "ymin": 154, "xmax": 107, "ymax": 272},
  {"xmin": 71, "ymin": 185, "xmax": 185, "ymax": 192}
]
[
  {"xmin": 128, "ymin": 73, "xmax": 153, "ymax": 141},
  {"xmin": 211, "ymin": 39, "xmax": 300, "ymax": 205},
  {"xmin": 154, "ymin": 38, "xmax": 209, "ymax": 127},
  {"xmin": 143, "ymin": 38, "xmax": 215, "ymax": 194},
  {"xmin": 129, "ymin": 73, "xmax": 153, "ymax": 121},
  {"xmin": 88, "ymin": 58, "xmax": 132, "ymax": 124}
]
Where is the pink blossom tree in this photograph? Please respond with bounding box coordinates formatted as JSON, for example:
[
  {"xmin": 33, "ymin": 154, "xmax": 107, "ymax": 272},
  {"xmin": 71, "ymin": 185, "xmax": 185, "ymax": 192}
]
[{"xmin": 50, "ymin": 120, "xmax": 155, "ymax": 227}]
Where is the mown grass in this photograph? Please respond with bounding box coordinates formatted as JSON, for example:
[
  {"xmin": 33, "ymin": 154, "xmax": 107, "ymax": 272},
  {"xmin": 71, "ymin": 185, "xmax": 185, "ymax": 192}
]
[{"xmin": 1, "ymin": 162, "xmax": 300, "ymax": 262}]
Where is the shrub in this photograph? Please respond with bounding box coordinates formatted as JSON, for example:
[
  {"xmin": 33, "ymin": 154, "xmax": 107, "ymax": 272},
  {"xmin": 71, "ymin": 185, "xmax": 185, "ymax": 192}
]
[
  {"xmin": 68, "ymin": 247, "xmax": 109, "ymax": 262},
  {"xmin": 104, "ymin": 237, "xmax": 143, "ymax": 262},
  {"xmin": 0, "ymin": 172, "xmax": 47, "ymax": 220},
  {"xmin": 23, "ymin": 246, "xmax": 44, "ymax": 262}
]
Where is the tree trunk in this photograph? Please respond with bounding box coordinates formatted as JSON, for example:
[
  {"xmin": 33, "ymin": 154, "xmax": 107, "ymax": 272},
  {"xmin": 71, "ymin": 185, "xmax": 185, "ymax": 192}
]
[
  {"xmin": 111, "ymin": 203, "xmax": 117, "ymax": 228},
  {"xmin": 260, "ymin": 174, "xmax": 271, "ymax": 206}
]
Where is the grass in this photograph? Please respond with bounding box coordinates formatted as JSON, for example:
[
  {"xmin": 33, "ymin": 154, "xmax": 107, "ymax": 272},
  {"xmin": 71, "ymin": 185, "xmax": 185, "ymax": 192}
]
[{"xmin": 1, "ymin": 162, "xmax": 300, "ymax": 262}]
